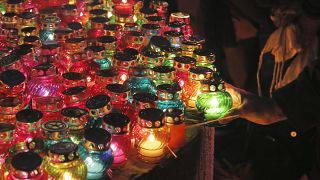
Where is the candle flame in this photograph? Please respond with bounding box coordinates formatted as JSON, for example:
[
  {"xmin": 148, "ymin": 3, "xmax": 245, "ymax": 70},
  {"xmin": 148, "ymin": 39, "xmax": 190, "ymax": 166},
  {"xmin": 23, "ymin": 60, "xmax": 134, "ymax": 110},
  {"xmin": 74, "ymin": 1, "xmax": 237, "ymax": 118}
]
[
  {"xmin": 148, "ymin": 134, "xmax": 155, "ymax": 142},
  {"xmin": 122, "ymin": 0, "xmax": 127, "ymax": 3},
  {"xmin": 63, "ymin": 172, "xmax": 72, "ymax": 180}
]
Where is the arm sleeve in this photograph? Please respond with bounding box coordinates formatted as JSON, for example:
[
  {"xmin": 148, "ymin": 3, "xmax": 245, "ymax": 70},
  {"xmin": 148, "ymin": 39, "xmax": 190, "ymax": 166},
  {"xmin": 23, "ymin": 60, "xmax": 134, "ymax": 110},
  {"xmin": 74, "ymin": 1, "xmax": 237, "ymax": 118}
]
[{"xmin": 273, "ymin": 65, "xmax": 320, "ymax": 132}]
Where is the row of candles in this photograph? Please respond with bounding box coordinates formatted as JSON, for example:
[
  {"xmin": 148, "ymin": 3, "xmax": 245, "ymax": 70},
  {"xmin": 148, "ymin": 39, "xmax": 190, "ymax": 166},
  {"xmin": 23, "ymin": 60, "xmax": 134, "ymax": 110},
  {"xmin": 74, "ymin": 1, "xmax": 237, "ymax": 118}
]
[{"xmin": 0, "ymin": 0, "xmax": 233, "ymax": 179}]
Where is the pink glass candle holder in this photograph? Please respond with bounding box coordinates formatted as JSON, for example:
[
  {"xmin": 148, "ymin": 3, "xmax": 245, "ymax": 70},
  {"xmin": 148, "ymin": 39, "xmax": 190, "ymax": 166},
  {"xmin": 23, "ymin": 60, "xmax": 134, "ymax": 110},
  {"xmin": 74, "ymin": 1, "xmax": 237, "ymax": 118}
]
[
  {"xmin": 113, "ymin": 52, "xmax": 137, "ymax": 84},
  {"xmin": 62, "ymin": 72, "xmax": 86, "ymax": 89},
  {"xmin": 18, "ymin": 44, "xmax": 38, "ymax": 69},
  {"xmin": 173, "ymin": 56, "xmax": 196, "ymax": 87},
  {"xmin": 60, "ymin": 4, "xmax": 79, "ymax": 27},
  {"xmin": 15, "ymin": 109, "xmax": 43, "ymax": 143},
  {"xmin": 103, "ymin": 113, "xmax": 131, "ymax": 168},
  {"xmin": 34, "ymin": 96, "xmax": 63, "ymax": 122},
  {"xmin": 62, "ymin": 86, "xmax": 88, "ymax": 108},
  {"xmin": 0, "ymin": 69, "xmax": 26, "ymax": 97},
  {"xmin": 0, "ymin": 54, "xmax": 29, "ymax": 81},
  {"xmin": 69, "ymin": 59, "xmax": 100, "ymax": 88},
  {"xmin": 0, "ymin": 97, "xmax": 23, "ymax": 124}
]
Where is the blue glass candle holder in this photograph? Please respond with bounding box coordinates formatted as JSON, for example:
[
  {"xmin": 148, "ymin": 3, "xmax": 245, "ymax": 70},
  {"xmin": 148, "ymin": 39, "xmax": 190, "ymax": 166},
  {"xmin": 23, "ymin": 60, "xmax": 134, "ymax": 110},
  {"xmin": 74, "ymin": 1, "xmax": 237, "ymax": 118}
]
[
  {"xmin": 39, "ymin": 16, "xmax": 60, "ymax": 45},
  {"xmin": 157, "ymin": 83, "xmax": 184, "ymax": 112}
]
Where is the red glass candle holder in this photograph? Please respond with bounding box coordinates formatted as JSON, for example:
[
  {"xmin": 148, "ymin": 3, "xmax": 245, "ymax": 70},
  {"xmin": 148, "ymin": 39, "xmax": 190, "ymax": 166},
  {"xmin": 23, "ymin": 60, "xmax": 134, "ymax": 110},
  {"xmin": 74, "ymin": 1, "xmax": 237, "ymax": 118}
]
[
  {"xmin": 67, "ymin": 22, "xmax": 86, "ymax": 39},
  {"xmin": 97, "ymin": 36, "xmax": 118, "ymax": 57},
  {"xmin": 34, "ymin": 0, "xmax": 67, "ymax": 11},
  {"xmin": 69, "ymin": 59, "xmax": 100, "ymax": 88},
  {"xmin": 60, "ymin": 4, "xmax": 79, "ymax": 26},
  {"xmin": 17, "ymin": 12, "xmax": 36, "ymax": 30},
  {"xmin": 34, "ymin": 96, "xmax": 63, "ymax": 122},
  {"xmin": 62, "ymin": 86, "xmax": 88, "ymax": 108},
  {"xmin": 122, "ymin": 31, "xmax": 146, "ymax": 51},
  {"xmin": 113, "ymin": 52, "xmax": 137, "ymax": 83},
  {"xmin": 104, "ymin": 24, "xmax": 123, "ymax": 43},
  {"xmin": 0, "ymin": 97, "xmax": 23, "ymax": 124},
  {"xmin": 0, "ymin": 54, "xmax": 29, "ymax": 81},
  {"xmin": 18, "ymin": 44, "xmax": 38, "ymax": 69},
  {"xmin": 92, "ymin": 69, "xmax": 119, "ymax": 95},
  {"xmin": 106, "ymin": 83, "xmax": 132, "ymax": 115},
  {"xmin": 174, "ymin": 56, "xmax": 196, "ymax": 87},
  {"xmin": 146, "ymin": 16, "xmax": 166, "ymax": 34},
  {"xmin": 63, "ymin": 38, "xmax": 86, "ymax": 69},
  {"xmin": 0, "ymin": 69, "xmax": 26, "ymax": 97},
  {"xmin": 15, "ymin": 109, "xmax": 42, "ymax": 143},
  {"xmin": 54, "ymin": 28, "xmax": 73, "ymax": 45},
  {"xmin": 150, "ymin": 0, "xmax": 168, "ymax": 18},
  {"xmin": 88, "ymin": 16, "xmax": 109, "ymax": 38},
  {"xmin": 0, "ymin": 123, "xmax": 15, "ymax": 164},
  {"xmin": 2, "ymin": 12, "xmax": 17, "ymax": 30},
  {"xmin": 165, "ymin": 108, "xmax": 185, "ymax": 150},
  {"xmin": 103, "ymin": 113, "xmax": 131, "ymax": 168},
  {"xmin": 85, "ymin": 94, "xmax": 112, "ymax": 128},
  {"xmin": 169, "ymin": 12, "xmax": 193, "ymax": 37},
  {"xmin": 62, "ymin": 72, "xmax": 86, "ymax": 89},
  {"xmin": 6, "ymin": 0, "xmax": 23, "ymax": 13}
]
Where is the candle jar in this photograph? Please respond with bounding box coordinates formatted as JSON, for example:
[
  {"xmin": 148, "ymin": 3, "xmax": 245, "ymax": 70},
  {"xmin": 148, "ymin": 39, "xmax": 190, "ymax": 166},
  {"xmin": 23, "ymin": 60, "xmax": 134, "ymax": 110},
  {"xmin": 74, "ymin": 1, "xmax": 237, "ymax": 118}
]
[
  {"xmin": 196, "ymin": 77, "xmax": 233, "ymax": 120},
  {"xmin": 141, "ymin": 51, "xmax": 164, "ymax": 69},
  {"xmin": 45, "ymin": 142, "xmax": 87, "ymax": 180},
  {"xmin": 60, "ymin": 5, "xmax": 79, "ymax": 26},
  {"xmin": 79, "ymin": 128, "xmax": 113, "ymax": 179},
  {"xmin": 103, "ymin": 113, "xmax": 130, "ymax": 168},
  {"xmin": 146, "ymin": 16, "xmax": 166, "ymax": 34},
  {"xmin": 87, "ymin": 9, "xmax": 107, "ymax": 30},
  {"xmin": 92, "ymin": 69, "xmax": 119, "ymax": 95},
  {"xmin": 38, "ymin": 8, "xmax": 58, "ymax": 21},
  {"xmin": 164, "ymin": 31, "xmax": 183, "ymax": 48},
  {"xmin": 157, "ymin": 83, "xmax": 184, "ymax": 111},
  {"xmin": 124, "ymin": 23, "xmax": 139, "ymax": 32},
  {"xmin": 87, "ymin": 17, "xmax": 109, "ymax": 42},
  {"xmin": 2, "ymin": 12, "xmax": 17, "ymax": 29},
  {"xmin": 0, "ymin": 70, "xmax": 26, "ymax": 97},
  {"xmin": 20, "ymin": 27, "xmax": 38, "ymax": 46},
  {"xmin": 35, "ymin": 97, "xmax": 63, "ymax": 122},
  {"xmin": 97, "ymin": 36, "xmax": 117, "ymax": 60},
  {"xmin": 165, "ymin": 108, "xmax": 185, "ymax": 150},
  {"xmin": 85, "ymin": 94, "xmax": 112, "ymax": 128},
  {"xmin": 62, "ymin": 38, "xmax": 86, "ymax": 70},
  {"xmin": 151, "ymin": 66, "xmax": 175, "ymax": 86},
  {"xmin": 122, "ymin": 31, "xmax": 146, "ymax": 51},
  {"xmin": 62, "ymin": 72, "xmax": 86, "ymax": 89},
  {"xmin": 0, "ymin": 97, "xmax": 23, "ymax": 124},
  {"xmin": 150, "ymin": 0, "xmax": 168, "ymax": 17},
  {"xmin": 15, "ymin": 109, "xmax": 42, "ymax": 143},
  {"xmin": 167, "ymin": 21, "xmax": 186, "ymax": 37},
  {"xmin": 144, "ymin": 36, "xmax": 170, "ymax": 53},
  {"xmin": 6, "ymin": 0, "xmax": 22, "ymax": 13},
  {"xmin": 114, "ymin": 4, "xmax": 134, "ymax": 24},
  {"xmin": 162, "ymin": 46, "xmax": 182, "ymax": 67},
  {"xmin": 8, "ymin": 152, "xmax": 48, "ymax": 180},
  {"xmin": 39, "ymin": 44, "xmax": 67, "ymax": 75},
  {"xmin": 67, "ymin": 22, "xmax": 86, "ymax": 38},
  {"xmin": 0, "ymin": 53, "xmax": 29, "ymax": 81},
  {"xmin": 169, "ymin": 12, "xmax": 193, "ymax": 37},
  {"xmin": 41, "ymin": 120, "xmax": 70, "ymax": 150},
  {"xmin": 106, "ymin": 83, "xmax": 133, "ymax": 115},
  {"xmin": 133, "ymin": 108, "xmax": 169, "ymax": 163},
  {"xmin": 124, "ymin": 65, "xmax": 156, "ymax": 96},
  {"xmin": 17, "ymin": 44, "xmax": 38, "ymax": 70},
  {"xmin": 103, "ymin": 24, "xmax": 122, "ymax": 45},
  {"xmin": 113, "ymin": 52, "xmax": 136, "ymax": 84},
  {"xmin": 39, "ymin": 16, "xmax": 61, "ymax": 45},
  {"xmin": 174, "ymin": 55, "xmax": 196, "ymax": 87},
  {"xmin": 53, "ymin": 28, "xmax": 73, "ymax": 46},
  {"xmin": 182, "ymin": 66, "xmax": 213, "ymax": 108},
  {"xmin": 62, "ymin": 86, "xmax": 88, "ymax": 108},
  {"xmin": 193, "ymin": 48, "xmax": 216, "ymax": 70},
  {"xmin": 61, "ymin": 107, "xmax": 88, "ymax": 145},
  {"xmin": 141, "ymin": 23, "xmax": 161, "ymax": 41},
  {"xmin": 0, "ymin": 123, "xmax": 15, "ymax": 166},
  {"xmin": 69, "ymin": 58, "xmax": 100, "ymax": 88},
  {"xmin": 85, "ymin": 45, "xmax": 111, "ymax": 70},
  {"xmin": 17, "ymin": 12, "xmax": 36, "ymax": 31},
  {"xmin": 181, "ymin": 36, "xmax": 204, "ymax": 57},
  {"xmin": 137, "ymin": 7, "xmax": 157, "ymax": 26}
]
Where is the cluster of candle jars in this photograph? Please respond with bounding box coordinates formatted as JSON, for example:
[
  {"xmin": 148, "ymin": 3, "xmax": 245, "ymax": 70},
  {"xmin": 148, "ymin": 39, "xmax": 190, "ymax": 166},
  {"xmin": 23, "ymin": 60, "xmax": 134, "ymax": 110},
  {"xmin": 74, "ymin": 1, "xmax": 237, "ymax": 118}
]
[{"xmin": 0, "ymin": 0, "xmax": 235, "ymax": 178}]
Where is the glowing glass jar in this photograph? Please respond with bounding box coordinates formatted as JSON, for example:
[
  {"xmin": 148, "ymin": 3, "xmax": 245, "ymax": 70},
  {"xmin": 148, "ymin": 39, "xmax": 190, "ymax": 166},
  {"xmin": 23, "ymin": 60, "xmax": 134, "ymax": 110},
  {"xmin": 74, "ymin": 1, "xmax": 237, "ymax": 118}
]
[
  {"xmin": 141, "ymin": 50, "xmax": 164, "ymax": 69},
  {"xmin": 181, "ymin": 36, "xmax": 204, "ymax": 57},
  {"xmin": 53, "ymin": 28, "xmax": 73, "ymax": 46},
  {"xmin": 41, "ymin": 120, "xmax": 70, "ymax": 150},
  {"xmin": 0, "ymin": 69, "xmax": 26, "ymax": 98},
  {"xmin": 182, "ymin": 66, "xmax": 213, "ymax": 108},
  {"xmin": 137, "ymin": 7, "xmax": 157, "ymax": 26},
  {"xmin": 161, "ymin": 46, "xmax": 182, "ymax": 67},
  {"xmin": 164, "ymin": 31, "xmax": 183, "ymax": 48},
  {"xmin": 122, "ymin": 31, "xmax": 146, "ymax": 51},
  {"xmin": 8, "ymin": 152, "xmax": 48, "ymax": 180},
  {"xmin": 92, "ymin": 69, "xmax": 119, "ymax": 95},
  {"xmin": 103, "ymin": 24, "xmax": 123, "ymax": 45},
  {"xmin": 196, "ymin": 77, "xmax": 233, "ymax": 120},
  {"xmin": 150, "ymin": 0, "xmax": 168, "ymax": 17},
  {"xmin": 60, "ymin": 4, "xmax": 79, "ymax": 26},
  {"xmin": 167, "ymin": 21, "xmax": 186, "ymax": 37},
  {"xmin": 173, "ymin": 55, "xmax": 196, "ymax": 88},
  {"xmin": 151, "ymin": 66, "xmax": 175, "ymax": 87},
  {"xmin": 157, "ymin": 84, "xmax": 184, "ymax": 112},
  {"xmin": 62, "ymin": 86, "xmax": 88, "ymax": 109},
  {"xmin": 85, "ymin": 94, "xmax": 112, "ymax": 128},
  {"xmin": 103, "ymin": 113, "xmax": 130, "ymax": 168},
  {"xmin": 69, "ymin": 58, "xmax": 100, "ymax": 88},
  {"xmin": 35, "ymin": 97, "xmax": 63, "ymax": 122},
  {"xmin": 113, "ymin": 52, "xmax": 137, "ymax": 84},
  {"xmin": 39, "ymin": 16, "xmax": 60, "ymax": 45},
  {"xmin": 144, "ymin": 36, "xmax": 170, "ymax": 53},
  {"xmin": 124, "ymin": 65, "xmax": 157, "ymax": 96},
  {"xmin": 15, "ymin": 109, "xmax": 42, "ymax": 143},
  {"xmin": 97, "ymin": 36, "xmax": 117, "ymax": 60},
  {"xmin": 0, "ymin": 123, "xmax": 15, "ymax": 166},
  {"xmin": 113, "ymin": 2, "xmax": 134, "ymax": 24},
  {"xmin": 133, "ymin": 108, "xmax": 169, "ymax": 163},
  {"xmin": 87, "ymin": 9, "xmax": 107, "ymax": 30},
  {"xmin": 62, "ymin": 38, "xmax": 86, "ymax": 70},
  {"xmin": 79, "ymin": 128, "xmax": 113, "ymax": 179},
  {"xmin": 45, "ymin": 142, "xmax": 87, "ymax": 180},
  {"xmin": 146, "ymin": 16, "xmax": 166, "ymax": 33},
  {"xmin": 17, "ymin": 45, "xmax": 38, "ymax": 70},
  {"xmin": 39, "ymin": 44, "xmax": 67, "ymax": 75},
  {"xmin": 169, "ymin": 12, "xmax": 193, "ymax": 37},
  {"xmin": 61, "ymin": 107, "xmax": 88, "ymax": 145},
  {"xmin": 17, "ymin": 12, "xmax": 36, "ymax": 31},
  {"xmin": 106, "ymin": 83, "xmax": 131, "ymax": 113},
  {"xmin": 141, "ymin": 23, "xmax": 161, "ymax": 42},
  {"xmin": 0, "ymin": 97, "xmax": 23, "ymax": 124},
  {"xmin": 193, "ymin": 48, "xmax": 216, "ymax": 70},
  {"xmin": 85, "ymin": 45, "xmax": 111, "ymax": 70},
  {"xmin": 0, "ymin": 54, "xmax": 29, "ymax": 85},
  {"xmin": 165, "ymin": 108, "xmax": 185, "ymax": 150},
  {"xmin": 87, "ymin": 17, "xmax": 108, "ymax": 41},
  {"xmin": 67, "ymin": 22, "xmax": 86, "ymax": 38},
  {"xmin": 2, "ymin": 12, "xmax": 17, "ymax": 29},
  {"xmin": 62, "ymin": 72, "xmax": 86, "ymax": 89}
]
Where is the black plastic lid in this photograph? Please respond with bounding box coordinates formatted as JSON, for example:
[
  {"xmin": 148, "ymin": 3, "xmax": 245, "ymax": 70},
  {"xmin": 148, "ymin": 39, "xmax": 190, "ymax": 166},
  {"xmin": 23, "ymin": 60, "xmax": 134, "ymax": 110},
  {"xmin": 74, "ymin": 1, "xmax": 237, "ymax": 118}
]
[
  {"xmin": 62, "ymin": 86, "xmax": 86, "ymax": 95},
  {"xmin": 84, "ymin": 128, "xmax": 111, "ymax": 144},
  {"xmin": 0, "ymin": 97, "xmax": 21, "ymax": 107},
  {"xmin": 150, "ymin": 36, "xmax": 170, "ymax": 49},
  {"xmin": 168, "ymin": 21, "xmax": 186, "ymax": 28},
  {"xmin": 189, "ymin": 66, "xmax": 213, "ymax": 74},
  {"xmin": 17, "ymin": 45, "xmax": 32, "ymax": 55},
  {"xmin": 157, "ymin": 83, "xmax": 181, "ymax": 92},
  {"xmin": 16, "ymin": 109, "xmax": 43, "ymax": 123},
  {"xmin": 54, "ymin": 28, "xmax": 73, "ymax": 34},
  {"xmin": 114, "ymin": 52, "xmax": 135, "ymax": 61},
  {"xmin": 91, "ymin": 16, "xmax": 109, "ymax": 23},
  {"xmin": 164, "ymin": 30, "xmax": 183, "ymax": 37},
  {"xmin": 61, "ymin": 107, "xmax": 88, "ymax": 118},
  {"xmin": 104, "ymin": 24, "xmax": 121, "ymax": 31},
  {"xmin": 162, "ymin": 46, "xmax": 182, "ymax": 53},
  {"xmin": 174, "ymin": 56, "xmax": 196, "ymax": 64},
  {"xmin": 146, "ymin": 15, "xmax": 164, "ymax": 22},
  {"xmin": 90, "ymin": 9, "xmax": 107, "ymax": 15},
  {"xmin": 7, "ymin": 0, "xmax": 22, "ymax": 4},
  {"xmin": 0, "ymin": 70, "xmax": 25, "ymax": 88},
  {"xmin": 11, "ymin": 152, "xmax": 42, "ymax": 172},
  {"xmin": 0, "ymin": 123, "xmax": 15, "ymax": 132},
  {"xmin": 50, "ymin": 142, "xmax": 77, "ymax": 155},
  {"xmin": 86, "ymin": 94, "xmax": 110, "ymax": 109},
  {"xmin": 126, "ymin": 31, "xmax": 144, "ymax": 36},
  {"xmin": 142, "ymin": 50, "xmax": 162, "ymax": 58},
  {"xmin": 152, "ymin": 66, "xmax": 175, "ymax": 73},
  {"xmin": 18, "ymin": 12, "xmax": 36, "ymax": 19},
  {"xmin": 21, "ymin": 26, "xmax": 37, "ymax": 33},
  {"xmin": 67, "ymin": 22, "xmax": 83, "ymax": 30},
  {"xmin": 23, "ymin": 36, "xmax": 39, "ymax": 43},
  {"xmin": 3, "ymin": 12, "xmax": 16, "ymax": 17},
  {"xmin": 41, "ymin": 43, "xmax": 61, "ymax": 50},
  {"xmin": 141, "ymin": 23, "xmax": 160, "ymax": 30},
  {"xmin": 62, "ymin": 72, "xmax": 85, "ymax": 80},
  {"xmin": 133, "ymin": 92, "xmax": 158, "ymax": 103},
  {"xmin": 193, "ymin": 48, "xmax": 215, "ymax": 56},
  {"xmin": 85, "ymin": 45, "xmax": 105, "ymax": 52},
  {"xmin": 96, "ymin": 69, "xmax": 118, "ymax": 77},
  {"xmin": 97, "ymin": 36, "xmax": 117, "ymax": 43},
  {"xmin": 140, "ymin": 7, "xmax": 158, "ymax": 14},
  {"xmin": 65, "ymin": 37, "xmax": 85, "ymax": 43},
  {"xmin": 124, "ymin": 48, "xmax": 139, "ymax": 57},
  {"xmin": 103, "ymin": 113, "xmax": 130, "ymax": 127},
  {"xmin": 32, "ymin": 63, "xmax": 54, "ymax": 73},
  {"xmin": 39, "ymin": 8, "xmax": 55, "ymax": 14},
  {"xmin": 0, "ymin": 54, "xmax": 20, "ymax": 67},
  {"xmin": 63, "ymin": 4, "xmax": 77, "ymax": 10},
  {"xmin": 139, "ymin": 108, "xmax": 164, "ymax": 121},
  {"xmin": 106, "ymin": 83, "xmax": 130, "ymax": 93}
]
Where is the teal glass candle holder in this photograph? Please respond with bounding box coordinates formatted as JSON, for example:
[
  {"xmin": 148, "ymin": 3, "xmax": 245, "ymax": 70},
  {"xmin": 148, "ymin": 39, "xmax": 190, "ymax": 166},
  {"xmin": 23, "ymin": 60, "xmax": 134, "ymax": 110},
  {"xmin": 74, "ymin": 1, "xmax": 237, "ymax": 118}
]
[
  {"xmin": 196, "ymin": 77, "xmax": 233, "ymax": 120},
  {"xmin": 39, "ymin": 16, "xmax": 60, "ymax": 45},
  {"xmin": 85, "ymin": 94, "xmax": 112, "ymax": 128},
  {"xmin": 85, "ymin": 45, "xmax": 111, "ymax": 70},
  {"xmin": 41, "ymin": 120, "xmax": 70, "ymax": 151},
  {"xmin": 79, "ymin": 128, "xmax": 113, "ymax": 180},
  {"xmin": 157, "ymin": 83, "xmax": 184, "ymax": 112}
]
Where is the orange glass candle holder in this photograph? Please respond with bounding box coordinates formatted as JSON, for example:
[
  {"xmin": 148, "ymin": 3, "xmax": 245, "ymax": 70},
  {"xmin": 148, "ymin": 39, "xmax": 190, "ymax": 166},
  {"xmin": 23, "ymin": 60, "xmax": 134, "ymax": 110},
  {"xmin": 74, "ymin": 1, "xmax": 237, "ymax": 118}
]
[{"xmin": 165, "ymin": 108, "xmax": 185, "ymax": 150}]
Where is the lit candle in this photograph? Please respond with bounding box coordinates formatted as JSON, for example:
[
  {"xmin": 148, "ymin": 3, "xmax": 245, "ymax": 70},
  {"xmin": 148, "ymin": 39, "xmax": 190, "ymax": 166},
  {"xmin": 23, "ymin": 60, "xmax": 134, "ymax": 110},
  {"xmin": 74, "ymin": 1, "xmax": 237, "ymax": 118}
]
[{"xmin": 138, "ymin": 133, "xmax": 164, "ymax": 158}]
